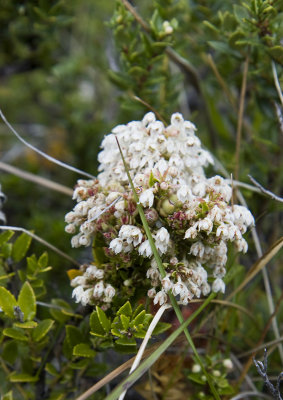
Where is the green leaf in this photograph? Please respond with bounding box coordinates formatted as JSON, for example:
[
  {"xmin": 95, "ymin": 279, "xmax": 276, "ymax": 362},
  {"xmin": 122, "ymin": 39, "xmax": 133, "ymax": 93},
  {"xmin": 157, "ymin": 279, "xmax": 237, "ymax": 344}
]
[
  {"xmin": 31, "ymin": 319, "xmax": 54, "ymax": 342},
  {"xmin": 12, "ymin": 232, "xmax": 32, "ymax": 262},
  {"xmin": 0, "ymin": 287, "xmax": 17, "ymax": 318},
  {"xmin": 2, "ymin": 391, "xmax": 14, "ymax": 400},
  {"xmin": 187, "ymin": 373, "xmax": 206, "ymax": 385},
  {"xmin": 132, "ymin": 310, "xmax": 146, "ymax": 326},
  {"xmin": 115, "ymin": 336, "xmax": 136, "ymax": 346},
  {"xmin": 89, "ymin": 311, "xmax": 106, "ymax": 337},
  {"xmin": 45, "ymin": 362, "xmax": 59, "ymax": 377},
  {"xmin": 268, "ymin": 46, "xmax": 283, "ymax": 65},
  {"xmin": 120, "ymin": 314, "xmax": 130, "ymax": 330},
  {"xmin": 117, "ymin": 301, "xmax": 132, "ymax": 317},
  {"xmin": 9, "ymin": 372, "xmax": 38, "ymax": 383},
  {"xmin": 3, "ymin": 327, "xmax": 28, "ymax": 341},
  {"xmin": 153, "ymin": 322, "xmax": 171, "ymax": 335},
  {"xmin": 18, "ymin": 281, "xmax": 36, "ymax": 321},
  {"xmin": 65, "ymin": 325, "xmax": 83, "ymax": 347},
  {"xmin": 50, "ymin": 299, "xmax": 73, "ymax": 322},
  {"xmin": 233, "ymin": 4, "xmax": 249, "ymax": 24},
  {"xmin": 1, "ymin": 243, "xmax": 12, "ymax": 259},
  {"xmin": 132, "ymin": 304, "xmax": 144, "ymax": 319},
  {"xmin": 133, "ymin": 329, "xmax": 147, "ymax": 339},
  {"xmin": 96, "ymin": 306, "xmax": 111, "ymax": 332},
  {"xmin": 2, "ymin": 340, "xmax": 19, "ymax": 364},
  {"xmin": 14, "ymin": 321, "xmax": 38, "ymax": 329},
  {"xmin": 38, "ymin": 251, "xmax": 48, "ymax": 268},
  {"xmin": 73, "ymin": 343, "xmax": 96, "ymax": 358},
  {"xmin": 0, "ymin": 230, "xmax": 14, "ymax": 246}
]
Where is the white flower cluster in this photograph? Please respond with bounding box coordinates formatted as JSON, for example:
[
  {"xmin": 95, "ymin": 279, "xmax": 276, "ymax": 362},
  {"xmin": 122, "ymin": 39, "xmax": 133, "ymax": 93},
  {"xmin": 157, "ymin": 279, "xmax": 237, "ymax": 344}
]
[
  {"xmin": 66, "ymin": 112, "xmax": 254, "ymax": 307},
  {"xmin": 71, "ymin": 264, "xmax": 116, "ymax": 310}
]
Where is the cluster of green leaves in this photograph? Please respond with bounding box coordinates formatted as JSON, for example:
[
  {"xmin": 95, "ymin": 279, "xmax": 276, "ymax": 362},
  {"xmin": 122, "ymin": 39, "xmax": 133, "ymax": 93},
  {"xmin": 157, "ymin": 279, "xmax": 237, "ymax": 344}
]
[
  {"xmin": 108, "ymin": 0, "xmax": 181, "ymax": 117},
  {"xmin": 90, "ymin": 301, "xmax": 170, "ymax": 353},
  {"xmin": 0, "ymin": 231, "xmax": 106, "ymax": 399}
]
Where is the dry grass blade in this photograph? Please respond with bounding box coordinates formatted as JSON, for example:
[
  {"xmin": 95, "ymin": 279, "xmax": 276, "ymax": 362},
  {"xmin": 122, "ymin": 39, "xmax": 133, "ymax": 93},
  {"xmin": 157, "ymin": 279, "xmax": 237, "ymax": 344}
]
[
  {"xmin": 0, "ymin": 160, "xmax": 73, "ymax": 196},
  {"xmin": 227, "ymin": 236, "xmax": 283, "ymax": 301}
]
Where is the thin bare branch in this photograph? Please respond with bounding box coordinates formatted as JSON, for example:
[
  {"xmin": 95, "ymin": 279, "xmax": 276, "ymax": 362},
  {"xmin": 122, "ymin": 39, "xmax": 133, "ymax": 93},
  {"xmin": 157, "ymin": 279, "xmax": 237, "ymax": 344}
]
[
  {"xmin": 272, "ymin": 61, "xmax": 283, "ymax": 108},
  {"xmin": 0, "ymin": 160, "xmax": 73, "ymax": 196},
  {"xmin": 248, "ymin": 175, "xmax": 283, "ymax": 203},
  {"xmin": 238, "ymin": 291, "xmax": 283, "ymax": 384},
  {"xmin": 0, "ymin": 109, "xmax": 95, "ymax": 180},
  {"xmin": 230, "ymin": 392, "xmax": 272, "ymax": 400},
  {"xmin": 234, "ymin": 55, "xmax": 249, "ymax": 182}
]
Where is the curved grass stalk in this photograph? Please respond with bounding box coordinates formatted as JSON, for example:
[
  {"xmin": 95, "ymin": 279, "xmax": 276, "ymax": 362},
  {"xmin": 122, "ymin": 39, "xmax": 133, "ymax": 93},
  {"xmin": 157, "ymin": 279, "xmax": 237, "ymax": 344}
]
[
  {"xmin": 115, "ymin": 137, "xmax": 221, "ymax": 400},
  {"xmin": 118, "ymin": 304, "xmax": 171, "ymax": 400},
  {"xmin": 0, "ymin": 108, "xmax": 95, "ymax": 180},
  {"xmin": 272, "ymin": 61, "xmax": 283, "ymax": 108},
  {"xmin": 0, "ymin": 226, "xmax": 80, "ymax": 266}
]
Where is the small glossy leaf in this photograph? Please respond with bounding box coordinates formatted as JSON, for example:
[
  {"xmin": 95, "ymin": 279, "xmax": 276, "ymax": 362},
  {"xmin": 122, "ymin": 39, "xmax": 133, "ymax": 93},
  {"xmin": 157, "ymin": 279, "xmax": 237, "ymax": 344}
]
[
  {"xmin": 153, "ymin": 322, "xmax": 171, "ymax": 335},
  {"xmin": 0, "ymin": 230, "xmax": 14, "ymax": 246},
  {"xmin": 115, "ymin": 336, "xmax": 136, "ymax": 346},
  {"xmin": 70, "ymin": 358, "xmax": 89, "ymax": 369},
  {"xmin": 0, "ymin": 287, "xmax": 17, "ymax": 318},
  {"xmin": 132, "ymin": 310, "xmax": 146, "ymax": 326},
  {"xmin": 134, "ymin": 329, "xmax": 147, "ymax": 339},
  {"xmin": 32, "ymin": 319, "xmax": 54, "ymax": 342},
  {"xmin": 132, "ymin": 304, "xmax": 144, "ymax": 319},
  {"xmin": 89, "ymin": 311, "xmax": 106, "ymax": 337},
  {"xmin": 65, "ymin": 325, "xmax": 83, "ymax": 347},
  {"xmin": 50, "ymin": 299, "xmax": 73, "ymax": 322},
  {"xmin": 96, "ymin": 306, "xmax": 111, "ymax": 332},
  {"xmin": 1, "ymin": 243, "xmax": 12, "ymax": 259},
  {"xmin": 111, "ymin": 327, "xmax": 123, "ymax": 338},
  {"xmin": 120, "ymin": 314, "xmax": 130, "ymax": 330},
  {"xmin": 38, "ymin": 252, "xmax": 48, "ymax": 268},
  {"xmin": 117, "ymin": 301, "xmax": 132, "ymax": 317},
  {"xmin": 9, "ymin": 372, "xmax": 38, "ymax": 382},
  {"xmin": 2, "ymin": 340, "xmax": 18, "ymax": 364},
  {"xmin": 73, "ymin": 343, "xmax": 96, "ymax": 358},
  {"xmin": 2, "ymin": 391, "xmax": 13, "ymax": 400},
  {"xmin": 18, "ymin": 281, "xmax": 36, "ymax": 321},
  {"xmin": 45, "ymin": 362, "xmax": 59, "ymax": 377},
  {"xmin": 3, "ymin": 327, "xmax": 28, "ymax": 341},
  {"xmin": 14, "ymin": 321, "xmax": 38, "ymax": 329},
  {"xmin": 12, "ymin": 232, "xmax": 32, "ymax": 262}
]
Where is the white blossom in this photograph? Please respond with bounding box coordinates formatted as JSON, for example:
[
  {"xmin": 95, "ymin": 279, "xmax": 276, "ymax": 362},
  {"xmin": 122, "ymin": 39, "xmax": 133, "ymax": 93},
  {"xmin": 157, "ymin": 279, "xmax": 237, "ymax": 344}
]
[
  {"xmin": 138, "ymin": 240, "xmax": 153, "ymax": 258},
  {"xmin": 139, "ymin": 188, "xmax": 154, "ymax": 207},
  {"xmin": 153, "ymin": 290, "xmax": 168, "ymax": 306},
  {"xmin": 212, "ymin": 278, "xmax": 225, "ymax": 294},
  {"xmin": 155, "ymin": 227, "xmax": 170, "ymax": 254},
  {"xmin": 109, "ymin": 238, "xmax": 123, "ymax": 254}
]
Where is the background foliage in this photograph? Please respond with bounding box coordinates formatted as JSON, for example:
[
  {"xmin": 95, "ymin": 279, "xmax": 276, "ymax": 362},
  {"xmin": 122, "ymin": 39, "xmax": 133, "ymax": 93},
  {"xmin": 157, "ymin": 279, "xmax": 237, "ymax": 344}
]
[{"xmin": 0, "ymin": 0, "xmax": 282, "ymax": 399}]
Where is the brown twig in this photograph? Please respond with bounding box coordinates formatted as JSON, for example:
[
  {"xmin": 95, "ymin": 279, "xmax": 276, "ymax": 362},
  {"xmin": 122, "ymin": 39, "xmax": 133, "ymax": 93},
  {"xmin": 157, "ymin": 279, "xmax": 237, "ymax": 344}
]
[
  {"xmin": 132, "ymin": 95, "xmax": 168, "ymax": 125},
  {"xmin": 234, "ymin": 55, "xmax": 249, "ymax": 182},
  {"xmin": 237, "ymin": 291, "xmax": 283, "ymax": 385},
  {"xmin": 0, "ymin": 161, "xmax": 73, "ymax": 196},
  {"xmin": 248, "ymin": 174, "xmax": 283, "ymax": 203}
]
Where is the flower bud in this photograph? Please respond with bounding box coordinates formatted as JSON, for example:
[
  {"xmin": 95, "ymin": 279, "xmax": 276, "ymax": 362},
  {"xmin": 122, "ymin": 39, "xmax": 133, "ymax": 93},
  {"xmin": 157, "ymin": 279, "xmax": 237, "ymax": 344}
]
[{"xmin": 144, "ymin": 208, "xmax": 159, "ymax": 226}]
